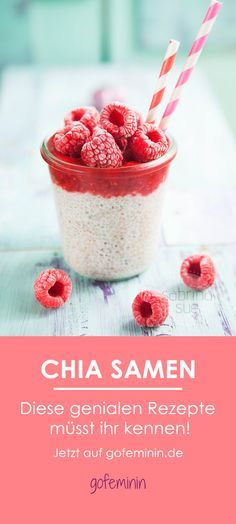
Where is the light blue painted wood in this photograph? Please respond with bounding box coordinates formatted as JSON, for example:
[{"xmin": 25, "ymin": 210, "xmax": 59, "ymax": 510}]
[
  {"xmin": 28, "ymin": 0, "xmax": 103, "ymax": 65},
  {"xmin": 0, "ymin": 246, "xmax": 235, "ymax": 336},
  {"xmin": 0, "ymin": 0, "xmax": 29, "ymax": 66},
  {"xmin": 108, "ymin": 0, "xmax": 135, "ymax": 61}
]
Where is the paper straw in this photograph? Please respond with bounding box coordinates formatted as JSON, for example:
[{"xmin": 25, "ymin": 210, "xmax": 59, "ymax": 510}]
[
  {"xmin": 146, "ymin": 39, "xmax": 180, "ymax": 124},
  {"xmin": 159, "ymin": 1, "xmax": 222, "ymax": 131}
]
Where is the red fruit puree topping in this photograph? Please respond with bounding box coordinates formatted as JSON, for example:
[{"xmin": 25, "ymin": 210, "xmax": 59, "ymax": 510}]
[{"xmin": 41, "ymin": 103, "xmax": 175, "ymax": 197}]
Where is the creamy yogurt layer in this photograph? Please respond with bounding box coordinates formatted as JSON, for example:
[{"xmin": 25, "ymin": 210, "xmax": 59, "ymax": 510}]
[{"xmin": 53, "ymin": 183, "xmax": 166, "ymax": 280}]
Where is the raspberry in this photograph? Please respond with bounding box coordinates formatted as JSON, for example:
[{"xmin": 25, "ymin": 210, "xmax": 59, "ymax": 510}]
[
  {"xmin": 123, "ymin": 139, "xmax": 134, "ymax": 162},
  {"xmin": 54, "ymin": 124, "xmax": 90, "ymax": 157},
  {"xmin": 115, "ymin": 136, "xmax": 128, "ymax": 152},
  {"xmin": 100, "ymin": 102, "xmax": 138, "ymax": 139},
  {"xmin": 81, "ymin": 127, "xmax": 123, "ymax": 168},
  {"xmin": 180, "ymin": 254, "xmax": 216, "ymax": 290},
  {"xmin": 130, "ymin": 123, "xmax": 168, "ymax": 163},
  {"xmin": 115, "ymin": 135, "xmax": 136, "ymax": 161},
  {"xmin": 100, "ymin": 106, "xmax": 143, "ymax": 159},
  {"xmin": 132, "ymin": 291, "xmax": 169, "ymax": 327},
  {"xmin": 34, "ymin": 268, "xmax": 72, "ymax": 308},
  {"xmin": 64, "ymin": 106, "xmax": 100, "ymax": 133}
]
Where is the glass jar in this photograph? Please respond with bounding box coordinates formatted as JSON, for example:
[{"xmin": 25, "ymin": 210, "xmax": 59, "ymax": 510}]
[{"xmin": 41, "ymin": 135, "xmax": 177, "ymax": 280}]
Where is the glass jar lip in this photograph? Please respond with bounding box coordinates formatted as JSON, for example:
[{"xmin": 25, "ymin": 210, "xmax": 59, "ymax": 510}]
[{"xmin": 41, "ymin": 132, "xmax": 177, "ymax": 175}]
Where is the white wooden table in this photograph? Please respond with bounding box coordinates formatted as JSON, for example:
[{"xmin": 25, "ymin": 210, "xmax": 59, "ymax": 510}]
[{"xmin": 0, "ymin": 65, "xmax": 236, "ymax": 336}]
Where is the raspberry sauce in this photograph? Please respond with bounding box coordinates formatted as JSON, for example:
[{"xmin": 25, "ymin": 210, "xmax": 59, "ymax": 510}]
[{"xmin": 41, "ymin": 135, "xmax": 176, "ymax": 198}]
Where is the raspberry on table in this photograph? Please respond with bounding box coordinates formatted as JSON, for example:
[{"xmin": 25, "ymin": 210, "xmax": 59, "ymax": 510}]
[
  {"xmin": 34, "ymin": 268, "xmax": 72, "ymax": 308},
  {"xmin": 100, "ymin": 102, "xmax": 138, "ymax": 139},
  {"xmin": 132, "ymin": 290, "xmax": 169, "ymax": 327},
  {"xmin": 81, "ymin": 127, "xmax": 123, "ymax": 168},
  {"xmin": 130, "ymin": 123, "xmax": 168, "ymax": 162},
  {"xmin": 64, "ymin": 106, "xmax": 100, "ymax": 133},
  {"xmin": 180, "ymin": 254, "xmax": 216, "ymax": 290},
  {"xmin": 53, "ymin": 123, "xmax": 90, "ymax": 156}
]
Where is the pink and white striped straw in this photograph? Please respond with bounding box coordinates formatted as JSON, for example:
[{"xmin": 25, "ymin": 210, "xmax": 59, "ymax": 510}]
[
  {"xmin": 159, "ymin": 1, "xmax": 222, "ymax": 131},
  {"xmin": 146, "ymin": 39, "xmax": 180, "ymax": 124}
]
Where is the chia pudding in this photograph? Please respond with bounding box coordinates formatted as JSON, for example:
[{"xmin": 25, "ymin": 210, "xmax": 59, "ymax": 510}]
[{"xmin": 41, "ymin": 135, "xmax": 176, "ymax": 280}]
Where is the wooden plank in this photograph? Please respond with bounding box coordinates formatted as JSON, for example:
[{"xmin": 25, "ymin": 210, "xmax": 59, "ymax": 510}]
[{"xmin": 0, "ymin": 246, "xmax": 235, "ymax": 336}]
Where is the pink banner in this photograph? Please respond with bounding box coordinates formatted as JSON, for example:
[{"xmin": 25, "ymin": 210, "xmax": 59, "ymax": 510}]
[{"xmin": 1, "ymin": 337, "xmax": 235, "ymax": 523}]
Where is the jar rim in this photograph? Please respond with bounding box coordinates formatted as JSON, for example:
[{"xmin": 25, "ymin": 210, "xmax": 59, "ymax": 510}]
[{"xmin": 41, "ymin": 132, "xmax": 177, "ymax": 175}]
